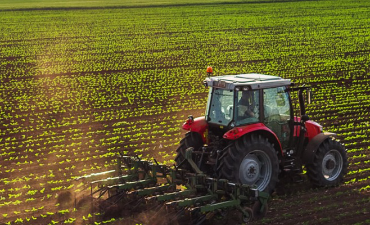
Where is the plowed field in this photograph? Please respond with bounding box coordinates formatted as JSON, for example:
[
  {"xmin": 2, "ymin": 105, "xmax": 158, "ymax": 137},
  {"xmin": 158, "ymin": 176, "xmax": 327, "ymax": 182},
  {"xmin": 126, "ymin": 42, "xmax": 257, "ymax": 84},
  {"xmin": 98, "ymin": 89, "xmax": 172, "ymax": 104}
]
[{"xmin": 1, "ymin": 0, "xmax": 370, "ymax": 224}]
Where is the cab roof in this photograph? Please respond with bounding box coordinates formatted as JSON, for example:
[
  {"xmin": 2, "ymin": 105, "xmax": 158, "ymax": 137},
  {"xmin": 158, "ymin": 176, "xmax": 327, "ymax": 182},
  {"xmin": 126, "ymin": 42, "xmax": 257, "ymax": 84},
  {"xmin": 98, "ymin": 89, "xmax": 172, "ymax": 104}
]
[{"xmin": 204, "ymin": 73, "xmax": 291, "ymax": 90}]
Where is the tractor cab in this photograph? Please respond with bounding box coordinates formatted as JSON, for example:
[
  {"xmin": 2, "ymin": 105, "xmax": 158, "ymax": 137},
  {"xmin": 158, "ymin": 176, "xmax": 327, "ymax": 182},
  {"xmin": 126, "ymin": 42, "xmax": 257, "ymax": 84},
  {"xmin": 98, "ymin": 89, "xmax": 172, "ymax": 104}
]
[{"xmin": 204, "ymin": 73, "xmax": 293, "ymax": 148}]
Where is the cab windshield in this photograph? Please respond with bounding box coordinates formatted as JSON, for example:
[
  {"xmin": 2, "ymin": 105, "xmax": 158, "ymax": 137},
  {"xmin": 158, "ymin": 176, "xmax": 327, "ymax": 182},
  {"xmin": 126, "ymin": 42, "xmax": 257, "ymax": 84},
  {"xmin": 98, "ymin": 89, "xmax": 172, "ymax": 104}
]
[{"xmin": 207, "ymin": 88, "xmax": 234, "ymax": 126}]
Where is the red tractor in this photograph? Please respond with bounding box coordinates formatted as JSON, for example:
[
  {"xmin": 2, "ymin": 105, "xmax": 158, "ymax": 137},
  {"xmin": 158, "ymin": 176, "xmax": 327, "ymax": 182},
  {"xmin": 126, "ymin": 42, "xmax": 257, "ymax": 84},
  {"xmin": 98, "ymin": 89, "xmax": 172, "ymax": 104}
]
[{"xmin": 176, "ymin": 70, "xmax": 348, "ymax": 193}]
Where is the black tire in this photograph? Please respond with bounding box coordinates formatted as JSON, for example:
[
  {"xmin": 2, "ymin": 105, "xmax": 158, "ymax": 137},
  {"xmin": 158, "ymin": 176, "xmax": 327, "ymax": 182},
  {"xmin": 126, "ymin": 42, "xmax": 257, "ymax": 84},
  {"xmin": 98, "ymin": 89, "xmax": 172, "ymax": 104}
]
[
  {"xmin": 218, "ymin": 134, "xmax": 279, "ymax": 193},
  {"xmin": 175, "ymin": 132, "xmax": 204, "ymax": 171},
  {"xmin": 306, "ymin": 138, "xmax": 348, "ymax": 187}
]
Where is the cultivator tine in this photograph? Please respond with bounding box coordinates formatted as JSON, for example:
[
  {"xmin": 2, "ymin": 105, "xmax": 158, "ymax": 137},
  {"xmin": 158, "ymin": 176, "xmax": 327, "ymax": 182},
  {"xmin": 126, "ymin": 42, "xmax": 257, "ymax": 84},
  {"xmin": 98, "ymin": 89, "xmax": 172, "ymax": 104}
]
[
  {"xmin": 253, "ymin": 189, "xmax": 270, "ymax": 212},
  {"xmin": 194, "ymin": 214, "xmax": 207, "ymax": 225},
  {"xmin": 109, "ymin": 192, "xmax": 128, "ymax": 205},
  {"xmin": 174, "ymin": 207, "xmax": 185, "ymax": 219},
  {"xmin": 97, "ymin": 187, "xmax": 109, "ymax": 199}
]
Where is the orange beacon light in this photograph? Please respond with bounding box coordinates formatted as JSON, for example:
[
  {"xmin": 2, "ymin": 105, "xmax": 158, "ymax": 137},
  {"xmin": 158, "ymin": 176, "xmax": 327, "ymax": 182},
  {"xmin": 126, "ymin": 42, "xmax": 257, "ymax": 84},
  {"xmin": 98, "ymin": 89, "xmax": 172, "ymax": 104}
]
[{"xmin": 207, "ymin": 66, "xmax": 213, "ymax": 77}]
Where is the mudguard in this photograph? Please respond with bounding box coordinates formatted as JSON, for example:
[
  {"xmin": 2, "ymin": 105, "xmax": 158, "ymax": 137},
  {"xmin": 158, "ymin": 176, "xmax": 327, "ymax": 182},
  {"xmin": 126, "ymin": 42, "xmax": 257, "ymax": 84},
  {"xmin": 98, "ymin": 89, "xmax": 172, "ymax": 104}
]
[
  {"xmin": 302, "ymin": 132, "xmax": 337, "ymax": 165},
  {"xmin": 305, "ymin": 120, "xmax": 323, "ymax": 141},
  {"xmin": 223, "ymin": 123, "xmax": 283, "ymax": 156},
  {"xmin": 182, "ymin": 116, "xmax": 208, "ymax": 143},
  {"xmin": 294, "ymin": 117, "xmax": 322, "ymax": 142}
]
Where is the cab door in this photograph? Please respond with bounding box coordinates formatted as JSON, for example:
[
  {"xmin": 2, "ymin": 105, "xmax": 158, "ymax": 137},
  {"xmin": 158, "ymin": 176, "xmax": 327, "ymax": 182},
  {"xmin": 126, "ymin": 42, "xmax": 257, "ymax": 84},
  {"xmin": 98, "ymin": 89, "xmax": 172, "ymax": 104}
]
[{"xmin": 263, "ymin": 87, "xmax": 292, "ymax": 149}]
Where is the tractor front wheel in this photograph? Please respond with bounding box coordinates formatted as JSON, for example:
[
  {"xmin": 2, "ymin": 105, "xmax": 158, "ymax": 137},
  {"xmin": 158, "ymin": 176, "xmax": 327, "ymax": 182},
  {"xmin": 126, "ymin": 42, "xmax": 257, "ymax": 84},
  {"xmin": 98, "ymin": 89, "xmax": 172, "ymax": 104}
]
[
  {"xmin": 219, "ymin": 134, "xmax": 279, "ymax": 193},
  {"xmin": 306, "ymin": 138, "xmax": 348, "ymax": 187}
]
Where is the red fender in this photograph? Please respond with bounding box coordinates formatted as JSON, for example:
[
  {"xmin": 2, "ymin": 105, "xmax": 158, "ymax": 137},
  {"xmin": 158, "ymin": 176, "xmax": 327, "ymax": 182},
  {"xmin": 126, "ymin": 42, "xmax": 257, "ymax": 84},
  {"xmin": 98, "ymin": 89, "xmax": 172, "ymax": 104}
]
[
  {"xmin": 223, "ymin": 123, "xmax": 283, "ymax": 155},
  {"xmin": 294, "ymin": 117, "xmax": 323, "ymax": 141},
  {"xmin": 182, "ymin": 116, "xmax": 208, "ymax": 143},
  {"xmin": 305, "ymin": 120, "xmax": 323, "ymax": 141}
]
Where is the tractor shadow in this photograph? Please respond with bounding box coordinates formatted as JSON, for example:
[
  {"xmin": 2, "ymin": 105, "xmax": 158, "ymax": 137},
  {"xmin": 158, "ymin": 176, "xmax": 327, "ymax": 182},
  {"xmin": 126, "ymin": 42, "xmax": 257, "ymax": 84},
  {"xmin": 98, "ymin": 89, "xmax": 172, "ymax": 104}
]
[{"xmin": 274, "ymin": 172, "xmax": 314, "ymax": 196}]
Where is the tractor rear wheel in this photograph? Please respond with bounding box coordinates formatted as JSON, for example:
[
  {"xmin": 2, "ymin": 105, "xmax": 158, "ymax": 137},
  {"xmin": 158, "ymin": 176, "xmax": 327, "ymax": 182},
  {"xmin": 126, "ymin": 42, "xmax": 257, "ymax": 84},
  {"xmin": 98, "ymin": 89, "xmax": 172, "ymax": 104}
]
[
  {"xmin": 306, "ymin": 138, "xmax": 348, "ymax": 187},
  {"xmin": 175, "ymin": 132, "xmax": 204, "ymax": 171},
  {"xmin": 218, "ymin": 134, "xmax": 279, "ymax": 193}
]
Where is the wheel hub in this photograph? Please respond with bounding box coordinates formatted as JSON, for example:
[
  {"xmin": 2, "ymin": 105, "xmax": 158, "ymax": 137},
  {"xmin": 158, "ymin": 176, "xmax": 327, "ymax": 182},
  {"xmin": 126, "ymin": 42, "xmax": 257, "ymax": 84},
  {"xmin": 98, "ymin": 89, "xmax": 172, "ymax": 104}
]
[
  {"xmin": 326, "ymin": 159, "xmax": 335, "ymax": 170},
  {"xmin": 240, "ymin": 155, "xmax": 260, "ymax": 183},
  {"xmin": 322, "ymin": 153, "xmax": 336, "ymax": 175},
  {"xmin": 322, "ymin": 150, "xmax": 343, "ymax": 181},
  {"xmin": 239, "ymin": 150, "xmax": 272, "ymax": 191},
  {"xmin": 248, "ymin": 166, "xmax": 256, "ymax": 175}
]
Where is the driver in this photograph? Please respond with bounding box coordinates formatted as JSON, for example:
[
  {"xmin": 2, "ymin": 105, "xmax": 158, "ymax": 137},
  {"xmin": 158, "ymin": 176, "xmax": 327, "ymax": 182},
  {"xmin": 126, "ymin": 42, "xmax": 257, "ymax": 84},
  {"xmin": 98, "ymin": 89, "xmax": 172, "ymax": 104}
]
[{"xmin": 238, "ymin": 91, "xmax": 255, "ymax": 117}]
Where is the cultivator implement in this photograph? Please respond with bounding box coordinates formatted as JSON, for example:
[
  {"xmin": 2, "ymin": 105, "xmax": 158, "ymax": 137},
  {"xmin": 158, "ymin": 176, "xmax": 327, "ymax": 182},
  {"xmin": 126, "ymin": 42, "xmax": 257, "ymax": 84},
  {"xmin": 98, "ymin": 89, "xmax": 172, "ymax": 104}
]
[{"xmin": 76, "ymin": 148, "xmax": 270, "ymax": 224}]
